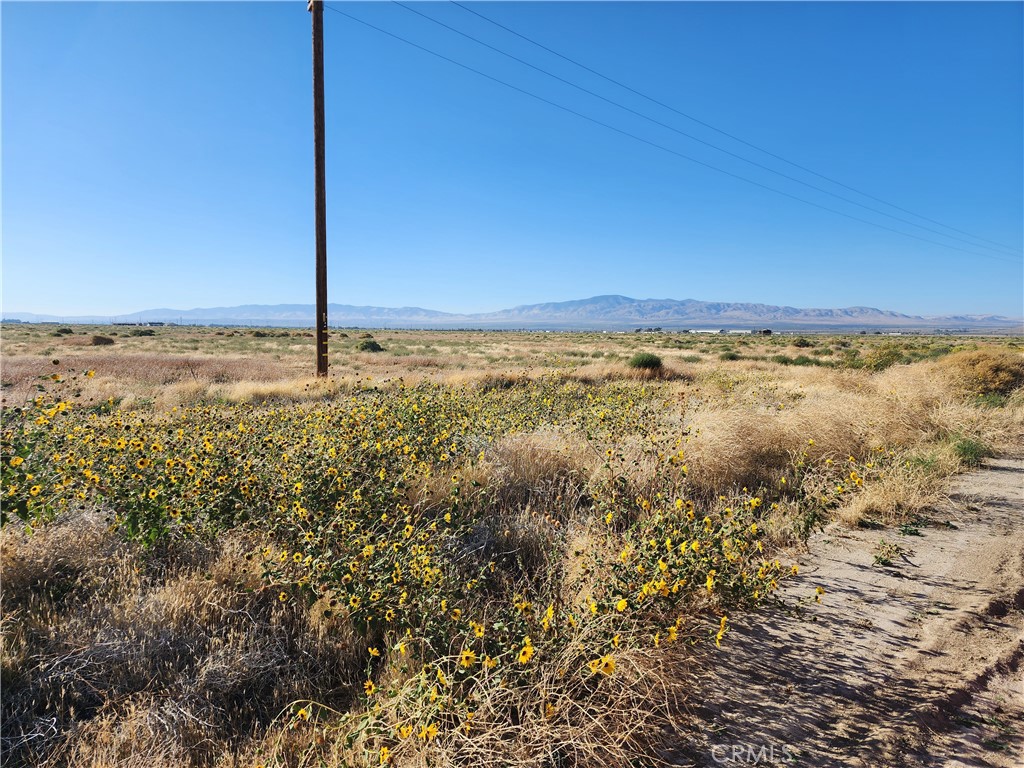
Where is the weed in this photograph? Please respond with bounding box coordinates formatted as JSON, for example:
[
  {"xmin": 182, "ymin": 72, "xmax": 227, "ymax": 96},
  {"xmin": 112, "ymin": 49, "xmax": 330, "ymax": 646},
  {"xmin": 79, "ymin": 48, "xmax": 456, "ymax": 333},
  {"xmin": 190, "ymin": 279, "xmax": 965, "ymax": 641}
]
[
  {"xmin": 898, "ymin": 520, "xmax": 922, "ymax": 536},
  {"xmin": 951, "ymin": 436, "xmax": 992, "ymax": 467},
  {"xmin": 974, "ymin": 392, "xmax": 1009, "ymax": 408},
  {"xmin": 872, "ymin": 539, "xmax": 903, "ymax": 567}
]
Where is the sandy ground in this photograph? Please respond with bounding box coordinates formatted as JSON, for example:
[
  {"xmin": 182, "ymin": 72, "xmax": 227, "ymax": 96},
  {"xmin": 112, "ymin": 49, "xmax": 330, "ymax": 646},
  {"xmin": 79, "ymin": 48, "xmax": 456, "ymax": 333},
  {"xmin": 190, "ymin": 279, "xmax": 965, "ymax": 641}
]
[{"xmin": 663, "ymin": 457, "xmax": 1024, "ymax": 767}]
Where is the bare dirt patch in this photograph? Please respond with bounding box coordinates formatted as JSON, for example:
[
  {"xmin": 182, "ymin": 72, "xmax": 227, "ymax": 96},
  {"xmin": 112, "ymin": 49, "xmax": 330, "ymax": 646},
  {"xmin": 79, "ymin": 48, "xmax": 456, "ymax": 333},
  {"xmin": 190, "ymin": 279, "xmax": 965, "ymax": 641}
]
[{"xmin": 665, "ymin": 457, "xmax": 1024, "ymax": 767}]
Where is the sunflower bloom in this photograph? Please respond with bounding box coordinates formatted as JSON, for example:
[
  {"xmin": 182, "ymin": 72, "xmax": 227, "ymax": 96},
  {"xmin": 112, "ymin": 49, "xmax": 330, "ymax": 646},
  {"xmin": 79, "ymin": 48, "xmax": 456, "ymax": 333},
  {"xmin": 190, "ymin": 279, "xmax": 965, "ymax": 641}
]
[
  {"xmin": 518, "ymin": 638, "xmax": 535, "ymax": 664},
  {"xmin": 588, "ymin": 654, "xmax": 616, "ymax": 676}
]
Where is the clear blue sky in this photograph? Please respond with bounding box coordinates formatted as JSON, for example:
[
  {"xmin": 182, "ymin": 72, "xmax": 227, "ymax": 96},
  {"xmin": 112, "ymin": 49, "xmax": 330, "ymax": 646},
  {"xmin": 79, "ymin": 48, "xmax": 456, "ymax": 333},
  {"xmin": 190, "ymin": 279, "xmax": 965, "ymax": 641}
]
[{"xmin": 3, "ymin": 1, "xmax": 1022, "ymax": 318}]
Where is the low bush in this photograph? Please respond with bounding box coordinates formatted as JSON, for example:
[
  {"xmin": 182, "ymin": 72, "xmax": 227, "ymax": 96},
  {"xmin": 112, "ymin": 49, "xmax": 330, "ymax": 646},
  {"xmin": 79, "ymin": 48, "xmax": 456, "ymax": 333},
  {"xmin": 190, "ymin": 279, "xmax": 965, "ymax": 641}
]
[
  {"xmin": 626, "ymin": 352, "xmax": 662, "ymax": 370},
  {"xmin": 90, "ymin": 335, "xmax": 115, "ymax": 346},
  {"xmin": 862, "ymin": 343, "xmax": 908, "ymax": 371},
  {"xmin": 356, "ymin": 339, "xmax": 385, "ymax": 353}
]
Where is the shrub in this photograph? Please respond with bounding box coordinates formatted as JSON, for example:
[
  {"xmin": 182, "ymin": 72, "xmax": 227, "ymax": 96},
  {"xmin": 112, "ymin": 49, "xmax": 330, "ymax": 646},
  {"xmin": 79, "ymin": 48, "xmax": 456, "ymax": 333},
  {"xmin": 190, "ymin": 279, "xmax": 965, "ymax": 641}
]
[
  {"xmin": 55, "ymin": 327, "xmax": 73, "ymax": 335},
  {"xmin": 925, "ymin": 345, "xmax": 953, "ymax": 360},
  {"xmin": 862, "ymin": 343, "xmax": 908, "ymax": 371},
  {"xmin": 90, "ymin": 335, "xmax": 115, "ymax": 346},
  {"xmin": 940, "ymin": 349, "xmax": 1024, "ymax": 396},
  {"xmin": 356, "ymin": 339, "xmax": 385, "ymax": 353},
  {"xmin": 719, "ymin": 351, "xmax": 740, "ymax": 361},
  {"xmin": 626, "ymin": 352, "xmax": 662, "ymax": 370},
  {"xmin": 792, "ymin": 337, "xmax": 813, "ymax": 348}
]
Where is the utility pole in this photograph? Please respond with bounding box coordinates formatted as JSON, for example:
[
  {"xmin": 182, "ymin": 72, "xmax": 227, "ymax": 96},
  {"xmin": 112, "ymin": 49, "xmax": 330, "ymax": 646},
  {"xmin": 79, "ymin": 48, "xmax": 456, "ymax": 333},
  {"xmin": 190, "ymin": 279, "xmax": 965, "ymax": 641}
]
[{"xmin": 309, "ymin": 0, "xmax": 329, "ymax": 376}]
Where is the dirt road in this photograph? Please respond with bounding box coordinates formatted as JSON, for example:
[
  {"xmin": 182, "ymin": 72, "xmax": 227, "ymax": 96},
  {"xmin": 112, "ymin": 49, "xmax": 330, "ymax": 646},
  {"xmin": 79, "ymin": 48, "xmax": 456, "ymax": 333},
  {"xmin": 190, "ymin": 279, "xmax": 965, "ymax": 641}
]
[{"xmin": 666, "ymin": 457, "xmax": 1024, "ymax": 767}]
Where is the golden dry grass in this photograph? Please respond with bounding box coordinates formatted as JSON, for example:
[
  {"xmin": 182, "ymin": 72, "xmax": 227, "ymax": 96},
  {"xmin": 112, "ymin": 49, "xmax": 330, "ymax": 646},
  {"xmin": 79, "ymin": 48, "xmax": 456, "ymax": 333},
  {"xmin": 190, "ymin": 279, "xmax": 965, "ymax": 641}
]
[
  {"xmin": 1, "ymin": 513, "xmax": 363, "ymax": 768},
  {"xmin": 2, "ymin": 325, "xmax": 1022, "ymax": 767}
]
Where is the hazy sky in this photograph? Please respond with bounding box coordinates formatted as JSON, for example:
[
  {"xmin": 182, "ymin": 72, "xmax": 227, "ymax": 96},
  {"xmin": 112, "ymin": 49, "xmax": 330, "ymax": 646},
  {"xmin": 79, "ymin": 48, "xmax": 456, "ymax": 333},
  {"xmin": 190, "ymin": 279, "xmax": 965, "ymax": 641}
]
[{"xmin": 3, "ymin": 1, "xmax": 1022, "ymax": 318}]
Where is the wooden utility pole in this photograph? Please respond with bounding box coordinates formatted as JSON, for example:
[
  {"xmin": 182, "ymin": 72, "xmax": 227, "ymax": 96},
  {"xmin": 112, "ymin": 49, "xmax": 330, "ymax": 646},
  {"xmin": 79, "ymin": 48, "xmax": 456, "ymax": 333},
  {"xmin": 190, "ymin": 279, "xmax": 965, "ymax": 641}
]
[{"xmin": 310, "ymin": 0, "xmax": 329, "ymax": 376}]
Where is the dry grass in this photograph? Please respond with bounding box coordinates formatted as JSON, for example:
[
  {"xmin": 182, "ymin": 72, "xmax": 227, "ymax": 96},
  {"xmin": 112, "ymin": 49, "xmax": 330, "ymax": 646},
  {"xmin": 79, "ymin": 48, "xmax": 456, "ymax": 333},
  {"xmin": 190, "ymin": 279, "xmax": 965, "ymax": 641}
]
[
  {"xmin": 680, "ymin": 360, "xmax": 1023, "ymax": 510},
  {"xmin": 239, "ymin": 610, "xmax": 689, "ymax": 768},
  {"xmin": 206, "ymin": 376, "xmax": 352, "ymax": 404},
  {"xmin": 835, "ymin": 447, "xmax": 958, "ymax": 526},
  {"xmin": 1, "ymin": 512, "xmax": 363, "ymax": 768},
  {"xmin": 559, "ymin": 361, "xmax": 692, "ymax": 384},
  {"xmin": 3, "ymin": 327, "xmax": 1023, "ymax": 767},
  {"xmin": 938, "ymin": 348, "xmax": 1024, "ymax": 396},
  {"xmin": 0, "ymin": 353, "xmax": 298, "ymax": 410}
]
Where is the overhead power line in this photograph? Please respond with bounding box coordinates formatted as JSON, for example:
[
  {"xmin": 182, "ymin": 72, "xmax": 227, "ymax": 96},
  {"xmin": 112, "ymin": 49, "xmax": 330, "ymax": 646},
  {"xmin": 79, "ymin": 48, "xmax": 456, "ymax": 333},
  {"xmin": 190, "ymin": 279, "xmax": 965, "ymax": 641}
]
[
  {"xmin": 395, "ymin": 0, "xmax": 1017, "ymax": 258},
  {"xmin": 324, "ymin": 4, "xmax": 1019, "ymax": 265},
  {"xmin": 451, "ymin": 0, "xmax": 1022, "ymax": 257}
]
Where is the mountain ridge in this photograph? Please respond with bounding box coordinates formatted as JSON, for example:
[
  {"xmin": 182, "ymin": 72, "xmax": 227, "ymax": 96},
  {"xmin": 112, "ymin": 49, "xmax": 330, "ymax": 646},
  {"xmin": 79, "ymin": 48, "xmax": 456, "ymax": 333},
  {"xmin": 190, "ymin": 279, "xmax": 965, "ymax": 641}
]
[{"xmin": 4, "ymin": 295, "xmax": 1020, "ymax": 331}]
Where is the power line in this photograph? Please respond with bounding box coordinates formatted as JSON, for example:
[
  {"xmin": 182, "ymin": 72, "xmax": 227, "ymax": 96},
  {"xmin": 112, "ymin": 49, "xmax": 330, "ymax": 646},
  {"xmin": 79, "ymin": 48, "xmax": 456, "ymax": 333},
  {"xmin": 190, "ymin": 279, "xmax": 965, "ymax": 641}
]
[
  {"xmin": 323, "ymin": 4, "xmax": 1019, "ymax": 265},
  {"xmin": 451, "ymin": 0, "xmax": 1023, "ymax": 257},
  {"xmin": 395, "ymin": 0, "xmax": 1017, "ymax": 258}
]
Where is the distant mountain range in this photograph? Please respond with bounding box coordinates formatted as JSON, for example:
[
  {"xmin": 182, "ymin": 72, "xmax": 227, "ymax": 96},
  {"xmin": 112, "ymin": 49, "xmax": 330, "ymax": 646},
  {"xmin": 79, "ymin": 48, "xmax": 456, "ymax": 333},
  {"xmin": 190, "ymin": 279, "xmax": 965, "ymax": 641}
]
[{"xmin": 4, "ymin": 296, "xmax": 1021, "ymax": 332}]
